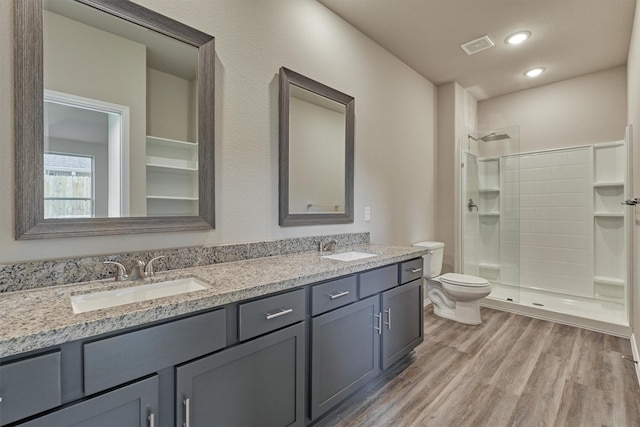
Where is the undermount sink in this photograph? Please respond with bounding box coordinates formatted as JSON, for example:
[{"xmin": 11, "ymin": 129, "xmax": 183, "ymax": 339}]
[
  {"xmin": 71, "ymin": 277, "xmax": 210, "ymax": 314},
  {"xmin": 321, "ymin": 251, "xmax": 377, "ymax": 262}
]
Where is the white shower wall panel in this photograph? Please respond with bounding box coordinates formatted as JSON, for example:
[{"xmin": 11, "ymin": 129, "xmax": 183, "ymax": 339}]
[
  {"xmin": 518, "ymin": 148, "xmax": 593, "ymax": 297},
  {"xmin": 501, "ymin": 156, "xmax": 520, "ymax": 286}
]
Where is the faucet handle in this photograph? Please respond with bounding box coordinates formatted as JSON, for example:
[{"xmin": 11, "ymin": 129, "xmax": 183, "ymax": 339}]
[
  {"xmin": 323, "ymin": 240, "xmax": 337, "ymax": 252},
  {"xmin": 144, "ymin": 256, "xmax": 165, "ymax": 277},
  {"xmin": 104, "ymin": 261, "xmax": 128, "ymax": 281}
]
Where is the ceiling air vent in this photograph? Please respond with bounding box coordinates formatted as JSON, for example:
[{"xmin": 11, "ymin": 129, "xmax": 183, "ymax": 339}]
[{"xmin": 460, "ymin": 35, "xmax": 495, "ymax": 55}]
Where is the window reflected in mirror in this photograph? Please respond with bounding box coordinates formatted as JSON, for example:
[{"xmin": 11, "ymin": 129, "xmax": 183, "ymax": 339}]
[{"xmin": 44, "ymin": 152, "xmax": 95, "ymax": 218}]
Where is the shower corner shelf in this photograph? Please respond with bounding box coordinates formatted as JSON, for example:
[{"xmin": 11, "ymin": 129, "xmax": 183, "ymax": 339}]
[
  {"xmin": 593, "ymin": 276, "xmax": 625, "ymax": 286},
  {"xmin": 593, "ymin": 181, "xmax": 624, "ymax": 188},
  {"xmin": 593, "ymin": 212, "xmax": 624, "ymax": 218},
  {"xmin": 478, "ymin": 188, "xmax": 500, "ymax": 192},
  {"xmin": 478, "ymin": 263, "xmax": 500, "ymax": 270},
  {"xmin": 478, "ymin": 212, "xmax": 500, "ymax": 216}
]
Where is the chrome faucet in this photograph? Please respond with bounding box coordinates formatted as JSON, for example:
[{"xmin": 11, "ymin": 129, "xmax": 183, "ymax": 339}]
[
  {"xmin": 103, "ymin": 256, "xmax": 165, "ymax": 281},
  {"xmin": 318, "ymin": 239, "xmax": 337, "ymax": 255}
]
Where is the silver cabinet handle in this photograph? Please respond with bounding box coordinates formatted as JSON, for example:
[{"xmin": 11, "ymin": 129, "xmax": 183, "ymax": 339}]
[
  {"xmin": 374, "ymin": 313, "xmax": 382, "ymax": 335},
  {"xmin": 148, "ymin": 412, "xmax": 155, "ymax": 427},
  {"xmin": 184, "ymin": 398, "xmax": 191, "ymax": 427},
  {"xmin": 266, "ymin": 308, "xmax": 293, "ymax": 320},
  {"xmin": 329, "ymin": 290, "xmax": 349, "ymax": 300},
  {"xmin": 384, "ymin": 308, "xmax": 391, "ymax": 329},
  {"xmin": 410, "ymin": 268, "xmax": 422, "ymax": 273}
]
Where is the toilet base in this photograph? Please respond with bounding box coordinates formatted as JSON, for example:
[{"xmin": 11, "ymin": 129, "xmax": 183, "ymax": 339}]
[{"xmin": 433, "ymin": 300, "xmax": 482, "ymax": 325}]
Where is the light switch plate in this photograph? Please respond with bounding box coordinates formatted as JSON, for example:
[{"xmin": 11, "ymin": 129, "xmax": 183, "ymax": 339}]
[{"xmin": 364, "ymin": 207, "xmax": 371, "ymax": 221}]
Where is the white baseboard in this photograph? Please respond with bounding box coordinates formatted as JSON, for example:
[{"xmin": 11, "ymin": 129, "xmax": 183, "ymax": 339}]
[
  {"xmin": 631, "ymin": 333, "xmax": 640, "ymax": 388},
  {"xmin": 423, "ymin": 298, "xmax": 432, "ymax": 307}
]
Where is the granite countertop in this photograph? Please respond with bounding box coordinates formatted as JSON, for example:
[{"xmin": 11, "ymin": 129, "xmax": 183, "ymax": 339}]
[{"xmin": 0, "ymin": 244, "xmax": 426, "ymax": 358}]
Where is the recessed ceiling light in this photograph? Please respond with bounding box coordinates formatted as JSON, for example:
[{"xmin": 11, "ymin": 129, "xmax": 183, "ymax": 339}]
[
  {"xmin": 505, "ymin": 31, "xmax": 531, "ymax": 45},
  {"xmin": 524, "ymin": 67, "xmax": 545, "ymax": 77}
]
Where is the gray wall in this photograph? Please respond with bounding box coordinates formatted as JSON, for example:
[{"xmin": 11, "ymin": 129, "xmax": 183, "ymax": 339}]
[{"xmin": 0, "ymin": 0, "xmax": 437, "ymax": 262}]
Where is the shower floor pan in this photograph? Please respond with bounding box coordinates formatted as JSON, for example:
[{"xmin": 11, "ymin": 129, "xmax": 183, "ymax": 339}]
[{"xmin": 483, "ymin": 283, "xmax": 629, "ymax": 335}]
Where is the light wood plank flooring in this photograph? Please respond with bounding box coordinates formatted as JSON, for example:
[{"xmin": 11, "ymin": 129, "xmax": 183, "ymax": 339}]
[{"xmin": 313, "ymin": 306, "xmax": 640, "ymax": 427}]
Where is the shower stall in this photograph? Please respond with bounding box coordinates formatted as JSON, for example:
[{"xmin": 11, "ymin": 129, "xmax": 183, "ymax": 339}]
[{"xmin": 460, "ymin": 126, "xmax": 631, "ymax": 335}]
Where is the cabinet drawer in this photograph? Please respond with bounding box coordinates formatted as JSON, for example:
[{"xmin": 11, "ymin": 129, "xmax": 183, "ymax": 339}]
[
  {"xmin": 0, "ymin": 351, "xmax": 61, "ymax": 426},
  {"xmin": 239, "ymin": 289, "xmax": 306, "ymax": 341},
  {"xmin": 311, "ymin": 276, "xmax": 358, "ymax": 316},
  {"xmin": 358, "ymin": 264, "xmax": 398, "ymax": 298},
  {"xmin": 84, "ymin": 308, "xmax": 226, "ymax": 395},
  {"xmin": 399, "ymin": 258, "xmax": 424, "ymax": 284}
]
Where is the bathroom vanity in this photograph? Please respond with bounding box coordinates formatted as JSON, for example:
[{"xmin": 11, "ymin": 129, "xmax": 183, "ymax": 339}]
[{"xmin": 0, "ymin": 246, "xmax": 425, "ymax": 426}]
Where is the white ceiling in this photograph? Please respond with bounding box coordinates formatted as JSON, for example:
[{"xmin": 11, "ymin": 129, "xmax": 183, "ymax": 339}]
[{"xmin": 318, "ymin": 0, "xmax": 636, "ymax": 100}]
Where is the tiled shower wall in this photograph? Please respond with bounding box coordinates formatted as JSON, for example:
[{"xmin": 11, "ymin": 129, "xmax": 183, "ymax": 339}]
[{"xmin": 515, "ymin": 147, "xmax": 592, "ymax": 297}]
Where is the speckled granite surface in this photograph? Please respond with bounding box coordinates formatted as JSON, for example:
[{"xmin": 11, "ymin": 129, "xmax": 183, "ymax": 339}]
[
  {"xmin": 0, "ymin": 244, "xmax": 427, "ymax": 358},
  {"xmin": 0, "ymin": 233, "xmax": 369, "ymax": 293}
]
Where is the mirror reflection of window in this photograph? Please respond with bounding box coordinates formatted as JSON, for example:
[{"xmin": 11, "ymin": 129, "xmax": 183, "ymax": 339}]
[
  {"xmin": 44, "ymin": 95, "xmax": 128, "ymax": 218},
  {"xmin": 44, "ymin": 153, "xmax": 94, "ymax": 218},
  {"xmin": 288, "ymin": 85, "xmax": 346, "ymax": 215}
]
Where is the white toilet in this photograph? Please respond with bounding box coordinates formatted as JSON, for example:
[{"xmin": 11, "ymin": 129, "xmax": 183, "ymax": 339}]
[{"xmin": 413, "ymin": 241, "xmax": 491, "ymax": 325}]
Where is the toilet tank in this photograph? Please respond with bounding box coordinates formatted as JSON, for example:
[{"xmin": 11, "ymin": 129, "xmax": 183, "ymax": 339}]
[{"xmin": 412, "ymin": 241, "xmax": 445, "ymax": 278}]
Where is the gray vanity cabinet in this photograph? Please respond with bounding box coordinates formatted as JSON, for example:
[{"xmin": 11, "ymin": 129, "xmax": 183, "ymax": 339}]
[
  {"xmin": 2, "ymin": 257, "xmax": 424, "ymax": 426},
  {"xmin": 310, "ymin": 296, "xmax": 381, "ymax": 420},
  {"xmin": 16, "ymin": 376, "xmax": 158, "ymax": 427},
  {"xmin": 175, "ymin": 322, "xmax": 305, "ymax": 427},
  {"xmin": 0, "ymin": 351, "xmax": 62, "ymax": 425},
  {"xmin": 381, "ymin": 278, "xmax": 424, "ymax": 370}
]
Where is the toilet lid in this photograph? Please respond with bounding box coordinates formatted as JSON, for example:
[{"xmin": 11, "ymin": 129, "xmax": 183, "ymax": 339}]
[{"xmin": 439, "ymin": 273, "xmax": 489, "ymax": 287}]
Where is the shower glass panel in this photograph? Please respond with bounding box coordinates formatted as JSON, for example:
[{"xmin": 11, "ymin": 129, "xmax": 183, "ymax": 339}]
[{"xmin": 460, "ymin": 126, "xmax": 520, "ymax": 303}]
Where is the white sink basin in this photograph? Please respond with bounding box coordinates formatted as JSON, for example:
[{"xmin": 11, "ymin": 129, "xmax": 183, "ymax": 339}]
[
  {"xmin": 322, "ymin": 251, "xmax": 377, "ymax": 262},
  {"xmin": 71, "ymin": 277, "xmax": 210, "ymax": 314}
]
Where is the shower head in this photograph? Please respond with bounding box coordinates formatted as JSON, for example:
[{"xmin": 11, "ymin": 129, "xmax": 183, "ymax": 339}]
[{"xmin": 478, "ymin": 132, "xmax": 510, "ymax": 142}]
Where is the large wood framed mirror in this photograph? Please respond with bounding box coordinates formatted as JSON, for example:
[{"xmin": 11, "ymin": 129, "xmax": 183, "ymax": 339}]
[
  {"xmin": 279, "ymin": 67, "xmax": 354, "ymax": 226},
  {"xmin": 14, "ymin": 0, "xmax": 215, "ymax": 239}
]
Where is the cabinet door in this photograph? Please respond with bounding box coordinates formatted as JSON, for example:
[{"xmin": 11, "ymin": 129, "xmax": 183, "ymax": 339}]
[
  {"xmin": 17, "ymin": 376, "xmax": 158, "ymax": 427},
  {"xmin": 310, "ymin": 295, "xmax": 380, "ymax": 421},
  {"xmin": 381, "ymin": 278, "xmax": 424, "ymax": 370},
  {"xmin": 176, "ymin": 322, "xmax": 305, "ymax": 427}
]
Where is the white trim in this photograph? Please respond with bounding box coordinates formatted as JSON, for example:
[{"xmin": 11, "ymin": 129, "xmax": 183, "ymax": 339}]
[
  {"xmin": 632, "ymin": 334, "xmax": 640, "ymax": 388},
  {"xmin": 423, "ymin": 298, "xmax": 432, "ymax": 307}
]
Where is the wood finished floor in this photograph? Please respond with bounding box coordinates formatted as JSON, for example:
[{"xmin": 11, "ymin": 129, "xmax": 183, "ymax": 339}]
[{"xmin": 313, "ymin": 306, "xmax": 640, "ymax": 427}]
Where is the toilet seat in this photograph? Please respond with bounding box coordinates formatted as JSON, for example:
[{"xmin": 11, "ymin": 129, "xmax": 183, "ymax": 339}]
[{"xmin": 439, "ymin": 273, "xmax": 489, "ymax": 287}]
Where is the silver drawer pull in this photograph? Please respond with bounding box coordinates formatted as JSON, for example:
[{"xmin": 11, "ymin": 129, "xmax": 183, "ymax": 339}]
[
  {"xmin": 384, "ymin": 308, "xmax": 391, "ymax": 329},
  {"xmin": 148, "ymin": 412, "xmax": 155, "ymax": 427},
  {"xmin": 374, "ymin": 313, "xmax": 382, "ymax": 335},
  {"xmin": 410, "ymin": 268, "xmax": 422, "ymax": 273},
  {"xmin": 329, "ymin": 290, "xmax": 350, "ymax": 300},
  {"xmin": 184, "ymin": 398, "xmax": 191, "ymax": 427},
  {"xmin": 266, "ymin": 308, "xmax": 293, "ymax": 320}
]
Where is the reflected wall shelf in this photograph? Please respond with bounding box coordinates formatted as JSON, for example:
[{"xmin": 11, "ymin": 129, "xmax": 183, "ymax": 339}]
[{"xmin": 146, "ymin": 136, "xmax": 199, "ymax": 216}]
